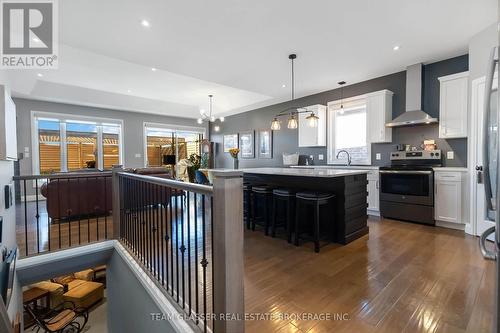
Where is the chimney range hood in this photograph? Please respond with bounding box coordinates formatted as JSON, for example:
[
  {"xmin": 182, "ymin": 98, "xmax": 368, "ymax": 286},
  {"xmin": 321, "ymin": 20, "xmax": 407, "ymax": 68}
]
[{"xmin": 386, "ymin": 63, "xmax": 438, "ymax": 128}]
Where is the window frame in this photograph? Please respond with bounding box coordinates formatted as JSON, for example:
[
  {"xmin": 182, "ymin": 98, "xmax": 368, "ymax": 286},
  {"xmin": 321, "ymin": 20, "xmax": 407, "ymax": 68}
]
[
  {"xmin": 143, "ymin": 122, "xmax": 206, "ymax": 168},
  {"xmin": 327, "ymin": 95, "xmax": 371, "ymax": 165},
  {"xmin": 31, "ymin": 111, "xmax": 124, "ymax": 175}
]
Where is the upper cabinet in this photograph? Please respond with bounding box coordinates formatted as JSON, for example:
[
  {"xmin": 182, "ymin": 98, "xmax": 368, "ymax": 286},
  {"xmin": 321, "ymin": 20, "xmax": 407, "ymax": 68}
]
[
  {"xmin": 298, "ymin": 104, "xmax": 327, "ymax": 147},
  {"xmin": 438, "ymin": 71, "xmax": 469, "ymax": 139},
  {"xmin": 0, "ymin": 85, "xmax": 17, "ymax": 161},
  {"xmin": 366, "ymin": 90, "xmax": 393, "ymax": 143}
]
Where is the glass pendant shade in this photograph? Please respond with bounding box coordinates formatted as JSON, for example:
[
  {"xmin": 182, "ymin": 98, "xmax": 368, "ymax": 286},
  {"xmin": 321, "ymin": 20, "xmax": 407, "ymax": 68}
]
[
  {"xmin": 271, "ymin": 117, "xmax": 281, "ymax": 130},
  {"xmin": 197, "ymin": 118, "xmax": 203, "ymax": 124},
  {"xmin": 305, "ymin": 113, "xmax": 319, "ymax": 127},
  {"xmin": 214, "ymin": 125, "xmax": 220, "ymax": 132},
  {"xmin": 287, "ymin": 115, "xmax": 298, "ymax": 129}
]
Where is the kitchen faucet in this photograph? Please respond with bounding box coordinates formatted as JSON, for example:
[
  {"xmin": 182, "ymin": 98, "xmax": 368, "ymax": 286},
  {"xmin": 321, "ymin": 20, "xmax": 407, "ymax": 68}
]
[{"xmin": 336, "ymin": 150, "xmax": 351, "ymax": 166}]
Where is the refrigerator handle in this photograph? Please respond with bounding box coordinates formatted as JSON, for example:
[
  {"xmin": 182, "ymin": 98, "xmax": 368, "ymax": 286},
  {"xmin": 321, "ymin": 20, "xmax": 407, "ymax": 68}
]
[
  {"xmin": 479, "ymin": 226, "xmax": 497, "ymax": 260},
  {"xmin": 482, "ymin": 46, "xmax": 498, "ymax": 211}
]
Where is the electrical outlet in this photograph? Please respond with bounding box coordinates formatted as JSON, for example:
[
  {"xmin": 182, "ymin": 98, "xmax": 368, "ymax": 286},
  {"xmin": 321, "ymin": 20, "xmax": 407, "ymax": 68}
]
[
  {"xmin": 24, "ymin": 152, "xmax": 30, "ymax": 158},
  {"xmin": 24, "ymin": 146, "xmax": 29, "ymax": 153},
  {"xmin": 447, "ymin": 151, "xmax": 454, "ymax": 160},
  {"xmin": 376, "ymin": 153, "xmax": 381, "ymax": 160},
  {"xmin": 135, "ymin": 153, "xmax": 141, "ymax": 158},
  {"xmin": 318, "ymin": 154, "xmax": 324, "ymax": 161},
  {"xmin": 309, "ymin": 155, "xmax": 314, "ymax": 161}
]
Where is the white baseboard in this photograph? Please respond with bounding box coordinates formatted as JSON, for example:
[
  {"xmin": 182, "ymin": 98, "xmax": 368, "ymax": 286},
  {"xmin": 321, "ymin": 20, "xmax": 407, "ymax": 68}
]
[
  {"xmin": 21, "ymin": 194, "xmax": 46, "ymax": 202},
  {"xmin": 367, "ymin": 210, "xmax": 380, "ymax": 217},
  {"xmin": 436, "ymin": 220, "xmax": 465, "ymax": 231}
]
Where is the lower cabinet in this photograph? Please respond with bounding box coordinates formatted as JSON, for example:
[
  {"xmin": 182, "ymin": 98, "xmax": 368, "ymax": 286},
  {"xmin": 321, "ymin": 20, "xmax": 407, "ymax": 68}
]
[
  {"xmin": 367, "ymin": 170, "xmax": 379, "ymax": 216},
  {"xmin": 434, "ymin": 170, "xmax": 467, "ymax": 226}
]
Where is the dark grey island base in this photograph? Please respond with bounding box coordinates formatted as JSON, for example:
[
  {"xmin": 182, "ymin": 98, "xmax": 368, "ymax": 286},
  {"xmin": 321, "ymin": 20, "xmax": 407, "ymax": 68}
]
[{"xmin": 242, "ymin": 168, "xmax": 369, "ymax": 245}]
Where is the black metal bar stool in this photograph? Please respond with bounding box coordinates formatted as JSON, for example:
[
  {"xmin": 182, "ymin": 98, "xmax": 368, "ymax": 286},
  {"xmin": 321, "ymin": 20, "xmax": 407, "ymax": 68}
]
[
  {"xmin": 295, "ymin": 192, "xmax": 335, "ymax": 253},
  {"xmin": 243, "ymin": 183, "xmax": 253, "ymax": 229},
  {"xmin": 252, "ymin": 186, "xmax": 273, "ymax": 235},
  {"xmin": 271, "ymin": 188, "xmax": 296, "ymax": 243}
]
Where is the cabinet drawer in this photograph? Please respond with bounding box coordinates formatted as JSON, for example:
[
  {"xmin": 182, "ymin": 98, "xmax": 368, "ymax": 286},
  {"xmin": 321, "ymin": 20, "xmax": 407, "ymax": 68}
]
[{"xmin": 435, "ymin": 172, "xmax": 461, "ymax": 181}]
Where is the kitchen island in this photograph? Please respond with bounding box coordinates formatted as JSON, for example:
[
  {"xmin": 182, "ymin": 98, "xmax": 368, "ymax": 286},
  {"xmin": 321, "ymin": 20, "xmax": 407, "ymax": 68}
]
[{"xmin": 242, "ymin": 167, "xmax": 369, "ymax": 244}]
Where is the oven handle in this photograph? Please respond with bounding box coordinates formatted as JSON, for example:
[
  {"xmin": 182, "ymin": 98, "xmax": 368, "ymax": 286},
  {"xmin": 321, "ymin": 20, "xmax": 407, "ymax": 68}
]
[{"xmin": 379, "ymin": 170, "xmax": 432, "ymax": 175}]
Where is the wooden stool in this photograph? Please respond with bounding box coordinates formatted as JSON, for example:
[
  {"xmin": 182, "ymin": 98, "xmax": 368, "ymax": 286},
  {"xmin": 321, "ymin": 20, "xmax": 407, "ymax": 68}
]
[{"xmin": 295, "ymin": 192, "xmax": 335, "ymax": 253}]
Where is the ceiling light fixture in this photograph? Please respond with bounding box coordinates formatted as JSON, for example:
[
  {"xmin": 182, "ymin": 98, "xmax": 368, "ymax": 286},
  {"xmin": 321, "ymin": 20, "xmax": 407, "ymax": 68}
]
[
  {"xmin": 196, "ymin": 94, "xmax": 224, "ymax": 129},
  {"xmin": 338, "ymin": 81, "xmax": 346, "ymax": 114},
  {"xmin": 151, "ymin": 67, "xmax": 157, "ymax": 71},
  {"xmin": 282, "ymin": 84, "xmax": 286, "ymax": 88},
  {"xmin": 393, "ymin": 45, "xmax": 400, "ymax": 51},
  {"xmin": 37, "ymin": 73, "xmax": 43, "ymax": 77},
  {"xmin": 141, "ymin": 19, "xmax": 151, "ymax": 27},
  {"xmin": 270, "ymin": 54, "xmax": 319, "ymax": 130}
]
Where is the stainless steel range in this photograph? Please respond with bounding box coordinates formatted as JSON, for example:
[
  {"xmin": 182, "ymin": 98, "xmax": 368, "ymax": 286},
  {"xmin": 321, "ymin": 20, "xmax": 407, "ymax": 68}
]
[{"xmin": 379, "ymin": 150, "xmax": 442, "ymax": 225}]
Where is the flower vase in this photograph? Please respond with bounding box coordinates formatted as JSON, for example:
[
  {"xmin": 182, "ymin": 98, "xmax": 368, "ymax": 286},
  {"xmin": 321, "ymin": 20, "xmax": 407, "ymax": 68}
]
[{"xmin": 233, "ymin": 158, "xmax": 239, "ymax": 170}]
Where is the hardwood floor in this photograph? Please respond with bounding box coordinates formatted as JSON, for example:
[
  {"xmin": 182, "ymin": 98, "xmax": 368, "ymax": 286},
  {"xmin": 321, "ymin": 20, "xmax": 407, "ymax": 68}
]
[{"xmin": 244, "ymin": 217, "xmax": 496, "ymax": 333}]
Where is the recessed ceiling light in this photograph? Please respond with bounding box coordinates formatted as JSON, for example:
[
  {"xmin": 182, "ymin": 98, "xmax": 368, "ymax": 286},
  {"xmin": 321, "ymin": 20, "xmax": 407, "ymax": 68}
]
[
  {"xmin": 282, "ymin": 84, "xmax": 286, "ymax": 88},
  {"xmin": 141, "ymin": 19, "xmax": 151, "ymax": 27},
  {"xmin": 151, "ymin": 67, "xmax": 157, "ymax": 71},
  {"xmin": 127, "ymin": 89, "xmax": 132, "ymax": 93},
  {"xmin": 393, "ymin": 45, "xmax": 400, "ymax": 51},
  {"xmin": 37, "ymin": 73, "xmax": 43, "ymax": 77}
]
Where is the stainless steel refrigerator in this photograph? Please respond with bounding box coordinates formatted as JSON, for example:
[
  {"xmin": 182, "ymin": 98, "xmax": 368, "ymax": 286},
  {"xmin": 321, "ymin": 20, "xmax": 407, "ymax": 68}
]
[{"xmin": 479, "ymin": 45, "xmax": 500, "ymax": 333}]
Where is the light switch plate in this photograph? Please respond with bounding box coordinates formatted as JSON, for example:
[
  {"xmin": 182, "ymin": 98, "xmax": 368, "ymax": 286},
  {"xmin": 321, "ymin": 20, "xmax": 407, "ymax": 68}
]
[
  {"xmin": 447, "ymin": 151, "xmax": 454, "ymax": 160},
  {"xmin": 24, "ymin": 152, "xmax": 30, "ymax": 158},
  {"xmin": 318, "ymin": 154, "xmax": 324, "ymax": 161},
  {"xmin": 375, "ymin": 153, "xmax": 381, "ymax": 160},
  {"xmin": 24, "ymin": 146, "xmax": 29, "ymax": 152},
  {"xmin": 135, "ymin": 153, "xmax": 141, "ymax": 158}
]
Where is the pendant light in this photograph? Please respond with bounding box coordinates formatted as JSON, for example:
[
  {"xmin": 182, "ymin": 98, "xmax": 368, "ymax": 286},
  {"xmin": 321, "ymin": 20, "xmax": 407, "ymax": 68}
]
[
  {"xmin": 197, "ymin": 94, "xmax": 223, "ymax": 132},
  {"xmin": 338, "ymin": 81, "xmax": 346, "ymax": 114},
  {"xmin": 270, "ymin": 54, "xmax": 319, "ymax": 130}
]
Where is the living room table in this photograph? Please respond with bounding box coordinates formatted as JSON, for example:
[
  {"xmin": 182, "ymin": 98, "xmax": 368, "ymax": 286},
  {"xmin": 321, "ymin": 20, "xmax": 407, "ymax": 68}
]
[{"xmin": 23, "ymin": 287, "xmax": 50, "ymax": 329}]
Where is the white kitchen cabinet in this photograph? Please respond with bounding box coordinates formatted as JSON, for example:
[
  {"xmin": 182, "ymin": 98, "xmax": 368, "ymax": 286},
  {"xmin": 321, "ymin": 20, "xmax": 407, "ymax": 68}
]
[
  {"xmin": 438, "ymin": 71, "xmax": 469, "ymax": 139},
  {"xmin": 298, "ymin": 104, "xmax": 326, "ymax": 147},
  {"xmin": 367, "ymin": 170, "xmax": 379, "ymax": 215},
  {"xmin": 434, "ymin": 171, "xmax": 463, "ymax": 224},
  {"xmin": 366, "ymin": 90, "xmax": 393, "ymax": 143}
]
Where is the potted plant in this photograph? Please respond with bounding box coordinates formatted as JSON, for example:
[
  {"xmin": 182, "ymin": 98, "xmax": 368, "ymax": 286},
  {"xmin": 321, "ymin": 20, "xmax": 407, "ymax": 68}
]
[{"xmin": 229, "ymin": 148, "xmax": 240, "ymax": 169}]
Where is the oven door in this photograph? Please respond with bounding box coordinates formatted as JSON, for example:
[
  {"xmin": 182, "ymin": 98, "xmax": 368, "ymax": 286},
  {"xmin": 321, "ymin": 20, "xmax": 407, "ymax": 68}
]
[{"xmin": 379, "ymin": 170, "xmax": 434, "ymax": 206}]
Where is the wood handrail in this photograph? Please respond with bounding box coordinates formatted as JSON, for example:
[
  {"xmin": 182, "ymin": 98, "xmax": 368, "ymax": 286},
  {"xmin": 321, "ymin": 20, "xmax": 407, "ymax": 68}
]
[{"xmin": 14, "ymin": 171, "xmax": 112, "ymax": 180}]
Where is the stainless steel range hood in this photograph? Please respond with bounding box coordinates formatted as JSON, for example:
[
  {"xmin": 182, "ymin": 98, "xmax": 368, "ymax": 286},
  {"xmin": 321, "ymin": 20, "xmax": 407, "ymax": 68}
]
[{"xmin": 386, "ymin": 63, "xmax": 438, "ymax": 127}]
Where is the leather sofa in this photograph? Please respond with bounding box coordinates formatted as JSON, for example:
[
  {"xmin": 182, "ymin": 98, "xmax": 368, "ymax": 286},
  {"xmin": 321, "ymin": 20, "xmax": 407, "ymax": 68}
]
[{"xmin": 40, "ymin": 168, "xmax": 171, "ymax": 221}]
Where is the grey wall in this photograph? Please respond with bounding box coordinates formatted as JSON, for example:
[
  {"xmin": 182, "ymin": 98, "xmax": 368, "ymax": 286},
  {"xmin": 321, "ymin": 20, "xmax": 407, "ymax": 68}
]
[
  {"xmin": 14, "ymin": 98, "xmax": 207, "ymax": 177},
  {"xmin": 107, "ymin": 251, "xmax": 178, "ymax": 333},
  {"xmin": 212, "ymin": 55, "xmax": 469, "ymax": 168}
]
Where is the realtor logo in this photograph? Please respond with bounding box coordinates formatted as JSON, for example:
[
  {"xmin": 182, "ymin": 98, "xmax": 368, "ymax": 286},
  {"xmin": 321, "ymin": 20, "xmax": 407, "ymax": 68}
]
[{"xmin": 1, "ymin": 0, "xmax": 58, "ymax": 68}]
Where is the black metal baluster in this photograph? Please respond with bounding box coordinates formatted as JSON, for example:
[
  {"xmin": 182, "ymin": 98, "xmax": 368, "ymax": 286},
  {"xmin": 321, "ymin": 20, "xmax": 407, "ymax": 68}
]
[
  {"xmin": 175, "ymin": 190, "xmax": 180, "ymax": 303},
  {"xmin": 23, "ymin": 179, "xmax": 28, "ymax": 256},
  {"xmin": 87, "ymin": 177, "xmax": 91, "ymax": 243},
  {"xmin": 77, "ymin": 177, "xmax": 81, "ymax": 245},
  {"xmin": 169, "ymin": 187, "xmax": 174, "ymax": 296},
  {"xmin": 67, "ymin": 178, "xmax": 71, "ymax": 248},
  {"xmin": 156, "ymin": 184, "xmax": 161, "ymax": 281},
  {"xmin": 119, "ymin": 177, "xmax": 124, "ymax": 240},
  {"xmin": 104, "ymin": 175, "xmax": 108, "ymax": 239},
  {"xmin": 133, "ymin": 178, "xmax": 138, "ymax": 254},
  {"xmin": 35, "ymin": 179, "xmax": 40, "ymax": 254},
  {"xmin": 160, "ymin": 185, "xmax": 165, "ymax": 286},
  {"xmin": 201, "ymin": 194, "xmax": 208, "ymax": 333},
  {"xmin": 57, "ymin": 179, "xmax": 62, "ymax": 249},
  {"xmin": 194, "ymin": 192, "xmax": 199, "ymax": 324},
  {"xmin": 148, "ymin": 182, "xmax": 153, "ymax": 271},
  {"xmin": 210, "ymin": 196, "xmax": 214, "ymax": 331},
  {"xmin": 187, "ymin": 191, "xmax": 192, "ymax": 314},
  {"xmin": 181, "ymin": 190, "xmax": 186, "ymax": 309},
  {"xmin": 153, "ymin": 184, "xmax": 158, "ymax": 278},
  {"xmin": 96, "ymin": 177, "xmax": 100, "ymax": 242},
  {"xmin": 142, "ymin": 180, "xmax": 146, "ymax": 264},
  {"xmin": 124, "ymin": 178, "xmax": 128, "ymax": 245}
]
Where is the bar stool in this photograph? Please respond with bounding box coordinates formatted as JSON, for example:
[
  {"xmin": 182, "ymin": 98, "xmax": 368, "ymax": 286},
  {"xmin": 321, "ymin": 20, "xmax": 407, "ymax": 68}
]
[
  {"xmin": 252, "ymin": 186, "xmax": 273, "ymax": 235},
  {"xmin": 243, "ymin": 183, "xmax": 252, "ymax": 229},
  {"xmin": 271, "ymin": 188, "xmax": 296, "ymax": 243},
  {"xmin": 295, "ymin": 191, "xmax": 335, "ymax": 253}
]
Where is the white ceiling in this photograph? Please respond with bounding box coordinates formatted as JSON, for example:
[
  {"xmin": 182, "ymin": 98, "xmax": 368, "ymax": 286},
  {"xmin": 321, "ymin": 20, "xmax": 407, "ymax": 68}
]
[{"xmin": 2, "ymin": 0, "xmax": 497, "ymax": 118}]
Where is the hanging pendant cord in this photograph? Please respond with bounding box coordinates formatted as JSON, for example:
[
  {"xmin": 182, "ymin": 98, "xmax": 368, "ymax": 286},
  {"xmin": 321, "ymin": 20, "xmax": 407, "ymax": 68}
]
[{"xmin": 291, "ymin": 57, "xmax": 294, "ymax": 101}]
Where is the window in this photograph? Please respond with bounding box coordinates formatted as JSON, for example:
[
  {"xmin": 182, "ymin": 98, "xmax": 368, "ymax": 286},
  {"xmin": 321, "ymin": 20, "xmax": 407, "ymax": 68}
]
[
  {"xmin": 144, "ymin": 123, "xmax": 205, "ymax": 169},
  {"xmin": 32, "ymin": 112, "xmax": 123, "ymax": 174},
  {"xmin": 328, "ymin": 97, "xmax": 370, "ymax": 165}
]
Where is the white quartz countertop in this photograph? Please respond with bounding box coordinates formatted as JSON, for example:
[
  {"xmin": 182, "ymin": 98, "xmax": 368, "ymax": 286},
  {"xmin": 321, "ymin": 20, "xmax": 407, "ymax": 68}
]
[
  {"xmin": 290, "ymin": 165, "xmax": 379, "ymax": 170},
  {"xmin": 241, "ymin": 167, "xmax": 369, "ymax": 178}
]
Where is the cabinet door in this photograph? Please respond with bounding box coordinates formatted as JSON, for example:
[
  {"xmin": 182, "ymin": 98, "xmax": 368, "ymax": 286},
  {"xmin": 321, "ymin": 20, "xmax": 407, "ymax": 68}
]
[
  {"xmin": 367, "ymin": 95, "xmax": 384, "ymax": 143},
  {"xmin": 439, "ymin": 76, "xmax": 468, "ymax": 138},
  {"xmin": 298, "ymin": 111, "xmax": 318, "ymax": 147},
  {"xmin": 435, "ymin": 181, "xmax": 461, "ymax": 223}
]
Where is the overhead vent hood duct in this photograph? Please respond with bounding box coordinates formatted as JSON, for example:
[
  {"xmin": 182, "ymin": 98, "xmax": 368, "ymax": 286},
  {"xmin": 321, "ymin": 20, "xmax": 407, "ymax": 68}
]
[{"xmin": 386, "ymin": 63, "xmax": 438, "ymax": 127}]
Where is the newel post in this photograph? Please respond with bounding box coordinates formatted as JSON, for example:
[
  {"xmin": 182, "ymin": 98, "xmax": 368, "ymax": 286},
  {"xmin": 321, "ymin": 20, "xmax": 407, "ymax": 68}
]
[
  {"xmin": 112, "ymin": 165, "xmax": 123, "ymax": 240},
  {"xmin": 211, "ymin": 170, "xmax": 245, "ymax": 333}
]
